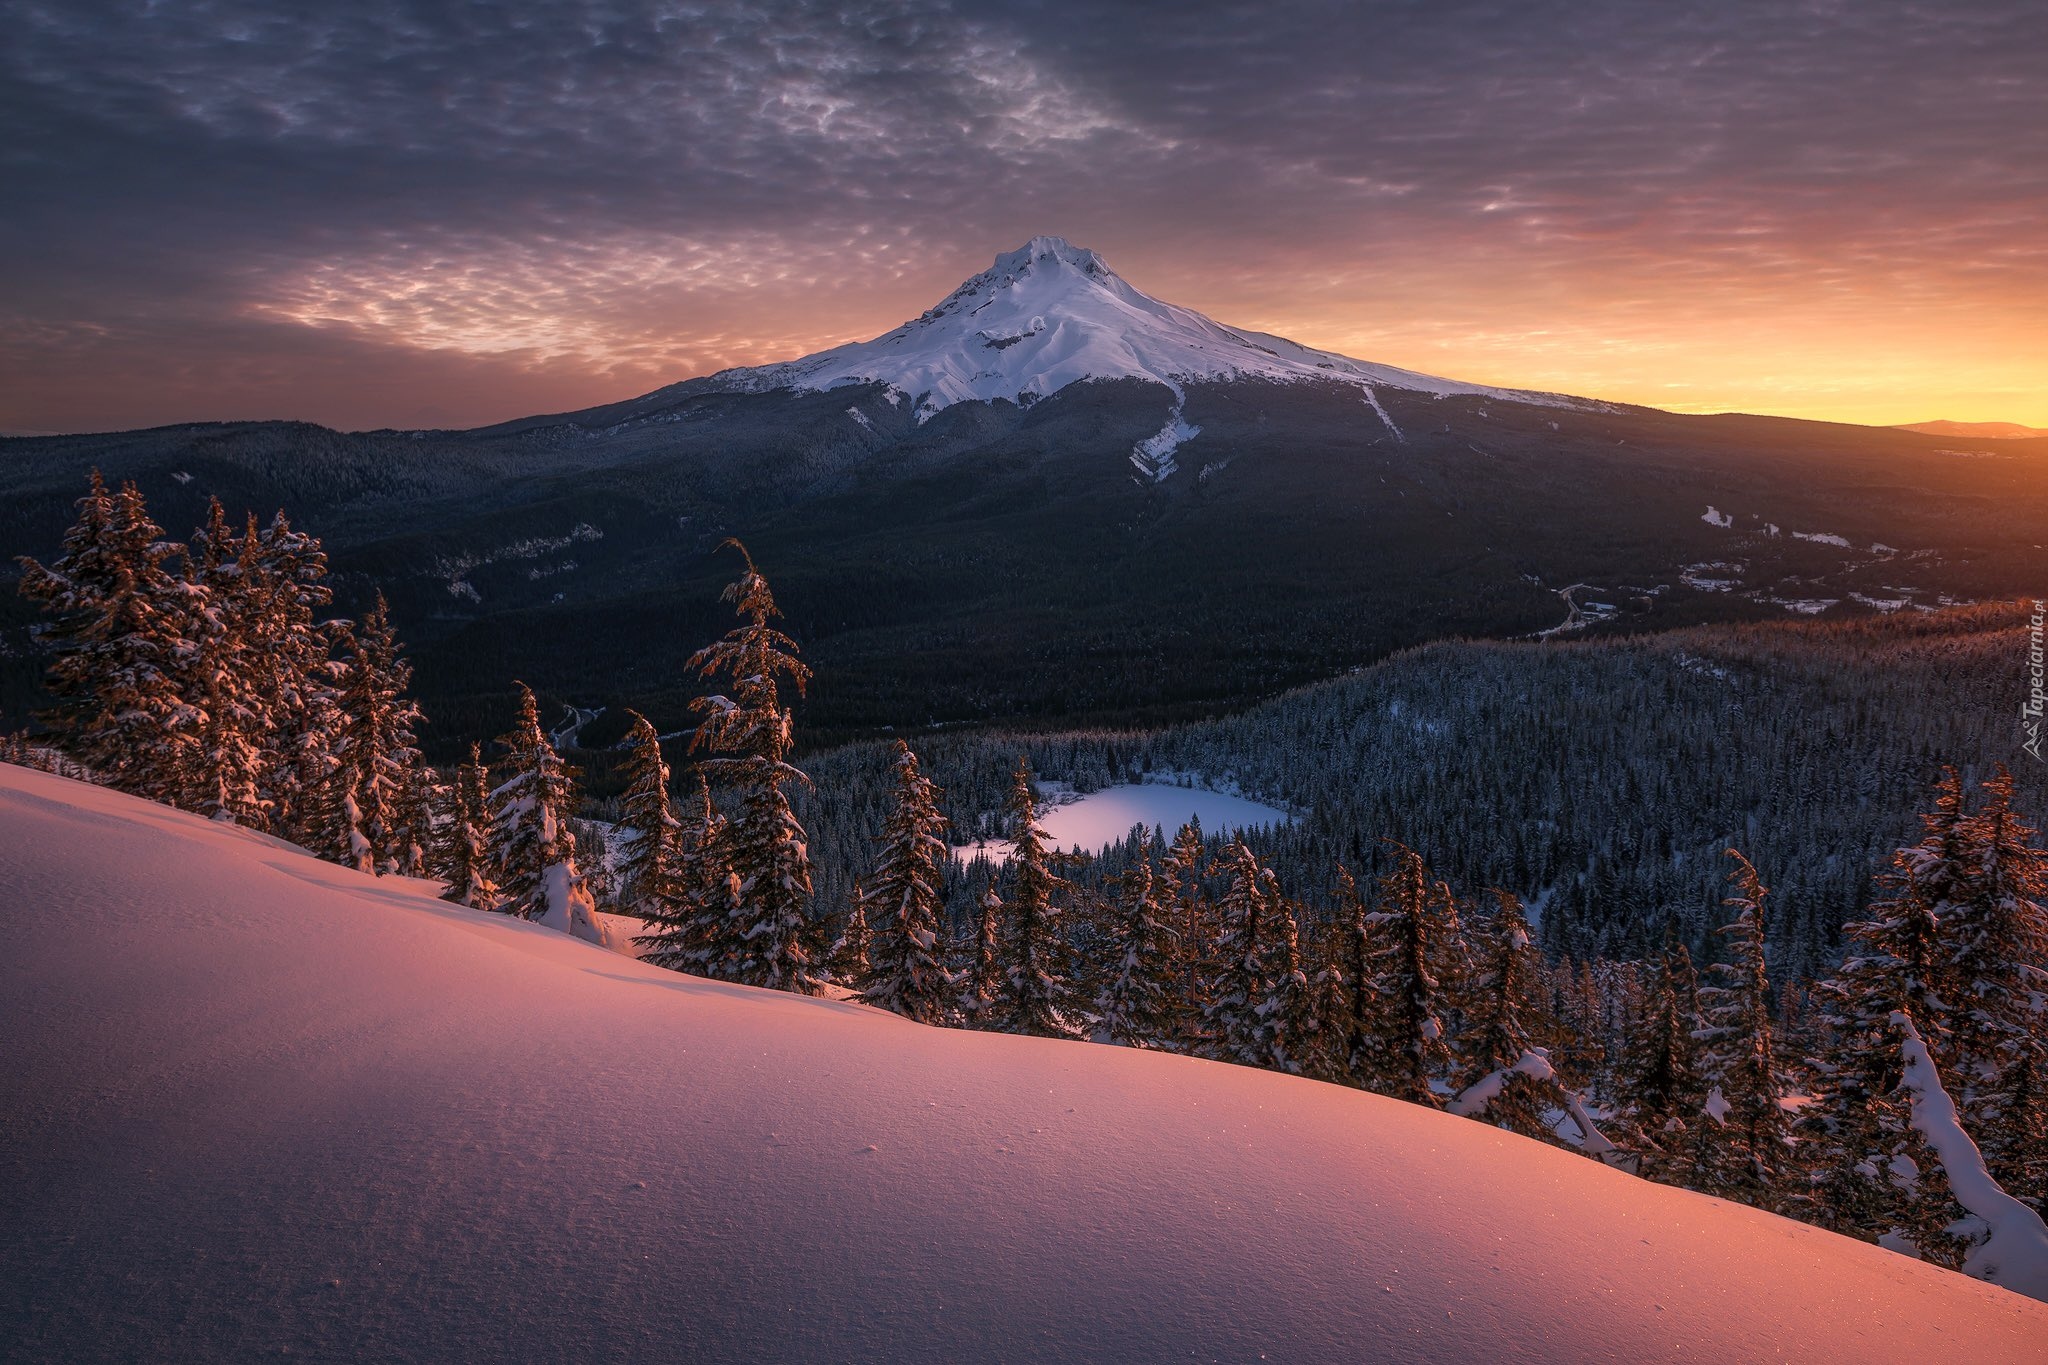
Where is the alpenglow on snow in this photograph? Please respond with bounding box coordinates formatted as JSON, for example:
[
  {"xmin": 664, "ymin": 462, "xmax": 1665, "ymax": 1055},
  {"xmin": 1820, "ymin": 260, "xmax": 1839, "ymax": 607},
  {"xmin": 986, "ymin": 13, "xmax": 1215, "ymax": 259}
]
[{"xmin": 684, "ymin": 236, "xmax": 1589, "ymax": 425}]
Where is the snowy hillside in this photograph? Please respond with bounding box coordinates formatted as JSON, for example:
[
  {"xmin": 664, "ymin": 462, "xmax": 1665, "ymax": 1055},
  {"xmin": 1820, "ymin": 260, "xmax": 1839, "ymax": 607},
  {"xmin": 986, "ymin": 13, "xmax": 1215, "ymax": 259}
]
[
  {"xmin": 3, "ymin": 765, "xmax": 2045, "ymax": 1364},
  {"xmin": 689, "ymin": 235, "xmax": 1586, "ymax": 422}
]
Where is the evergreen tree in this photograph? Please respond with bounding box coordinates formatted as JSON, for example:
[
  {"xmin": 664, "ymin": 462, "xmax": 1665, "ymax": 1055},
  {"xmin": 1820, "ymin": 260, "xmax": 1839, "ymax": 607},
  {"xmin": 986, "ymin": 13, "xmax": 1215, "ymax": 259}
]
[
  {"xmin": 856, "ymin": 741, "xmax": 954, "ymax": 1024},
  {"xmin": 1098, "ymin": 845, "xmax": 1180, "ymax": 1048},
  {"xmin": 688, "ymin": 541, "xmax": 820, "ymax": 994},
  {"xmin": 316, "ymin": 596, "xmax": 423, "ymax": 875},
  {"xmin": 1358, "ymin": 845, "xmax": 1457, "ymax": 1107},
  {"xmin": 829, "ymin": 899, "xmax": 871, "ymax": 987},
  {"xmin": 440, "ymin": 743, "xmax": 499, "ymax": 909},
  {"xmin": 1159, "ymin": 819, "xmax": 1214, "ymax": 1051},
  {"xmin": 615, "ymin": 711, "xmax": 683, "ymax": 922},
  {"xmin": 250, "ymin": 511, "xmax": 337, "ymax": 842},
  {"xmin": 995, "ymin": 757, "xmax": 1076, "ymax": 1037},
  {"xmin": 16, "ymin": 473, "xmax": 199, "ymax": 801},
  {"xmin": 1949, "ymin": 768, "xmax": 2048, "ymax": 1190},
  {"xmin": 640, "ymin": 776, "xmax": 734, "ymax": 974},
  {"xmin": 1623, "ymin": 940, "xmax": 1703, "ymax": 1172},
  {"xmin": 1692, "ymin": 850, "xmax": 1792, "ymax": 1210},
  {"xmin": 962, "ymin": 885, "xmax": 1006, "ymax": 1026},
  {"xmin": 1459, "ymin": 889, "xmax": 1559, "ymax": 1141},
  {"xmin": 177, "ymin": 499, "xmax": 271, "ymax": 827},
  {"xmin": 489, "ymin": 682, "xmax": 579, "ymax": 917}
]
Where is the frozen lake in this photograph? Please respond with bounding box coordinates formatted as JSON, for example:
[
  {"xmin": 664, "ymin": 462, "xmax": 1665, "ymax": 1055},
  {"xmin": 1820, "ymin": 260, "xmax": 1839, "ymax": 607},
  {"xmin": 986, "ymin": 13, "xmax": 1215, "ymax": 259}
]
[{"xmin": 957, "ymin": 782, "xmax": 1291, "ymax": 863}]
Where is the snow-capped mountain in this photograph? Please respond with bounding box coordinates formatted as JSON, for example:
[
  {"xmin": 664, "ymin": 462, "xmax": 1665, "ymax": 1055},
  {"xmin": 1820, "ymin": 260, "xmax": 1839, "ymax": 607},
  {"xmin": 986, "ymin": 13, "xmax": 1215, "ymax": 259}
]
[{"xmin": 694, "ymin": 235, "xmax": 1582, "ymax": 424}]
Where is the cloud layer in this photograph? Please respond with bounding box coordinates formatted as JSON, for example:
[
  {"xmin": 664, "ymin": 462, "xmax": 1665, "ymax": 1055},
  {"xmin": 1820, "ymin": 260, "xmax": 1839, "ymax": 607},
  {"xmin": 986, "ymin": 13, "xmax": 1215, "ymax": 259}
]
[{"xmin": 4, "ymin": 0, "xmax": 2043, "ymax": 431}]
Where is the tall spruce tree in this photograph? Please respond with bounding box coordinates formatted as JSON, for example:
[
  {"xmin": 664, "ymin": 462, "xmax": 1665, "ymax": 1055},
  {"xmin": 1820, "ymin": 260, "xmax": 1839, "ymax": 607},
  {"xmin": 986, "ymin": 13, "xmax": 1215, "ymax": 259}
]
[
  {"xmin": 1359, "ymin": 845, "xmax": 1458, "ymax": 1107},
  {"xmin": 856, "ymin": 741, "xmax": 954, "ymax": 1024},
  {"xmin": 17, "ymin": 474, "xmax": 199, "ymax": 801},
  {"xmin": 996, "ymin": 757, "xmax": 1076, "ymax": 1037},
  {"xmin": 1623, "ymin": 940, "xmax": 1704, "ymax": 1172},
  {"xmin": 963, "ymin": 885, "xmax": 1006, "ymax": 1026},
  {"xmin": 1159, "ymin": 819, "xmax": 1214, "ymax": 1051},
  {"xmin": 441, "ymin": 743, "xmax": 499, "ymax": 909},
  {"xmin": 1692, "ymin": 849, "xmax": 1792, "ymax": 1210},
  {"xmin": 640, "ymin": 775, "xmax": 735, "ymax": 974},
  {"xmin": 688, "ymin": 541, "xmax": 821, "ymax": 995},
  {"xmin": 615, "ymin": 711, "xmax": 683, "ymax": 923},
  {"xmin": 317, "ymin": 596, "xmax": 423, "ymax": 875},
  {"xmin": 1459, "ymin": 889, "xmax": 1559, "ymax": 1141},
  {"xmin": 489, "ymin": 682, "xmax": 580, "ymax": 917},
  {"xmin": 1098, "ymin": 844, "xmax": 1180, "ymax": 1049}
]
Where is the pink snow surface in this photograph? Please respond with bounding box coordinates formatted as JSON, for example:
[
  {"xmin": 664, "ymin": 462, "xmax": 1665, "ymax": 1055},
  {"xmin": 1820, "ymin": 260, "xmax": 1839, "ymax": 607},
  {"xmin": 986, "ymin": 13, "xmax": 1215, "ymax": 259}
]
[{"xmin": 2, "ymin": 764, "xmax": 2045, "ymax": 1363}]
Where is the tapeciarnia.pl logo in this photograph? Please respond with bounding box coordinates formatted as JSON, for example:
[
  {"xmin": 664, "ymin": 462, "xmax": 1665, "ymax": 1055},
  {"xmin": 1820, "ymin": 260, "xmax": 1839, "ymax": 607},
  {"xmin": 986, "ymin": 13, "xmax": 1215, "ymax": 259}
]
[{"xmin": 2025, "ymin": 600, "xmax": 2046, "ymax": 762}]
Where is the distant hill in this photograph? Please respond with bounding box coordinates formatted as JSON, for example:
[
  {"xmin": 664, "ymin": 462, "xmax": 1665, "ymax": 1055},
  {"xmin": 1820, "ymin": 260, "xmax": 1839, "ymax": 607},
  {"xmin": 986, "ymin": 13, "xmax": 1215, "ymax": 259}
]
[
  {"xmin": 1894, "ymin": 419, "xmax": 2048, "ymax": 439},
  {"xmin": 4, "ymin": 761, "xmax": 2045, "ymax": 1360}
]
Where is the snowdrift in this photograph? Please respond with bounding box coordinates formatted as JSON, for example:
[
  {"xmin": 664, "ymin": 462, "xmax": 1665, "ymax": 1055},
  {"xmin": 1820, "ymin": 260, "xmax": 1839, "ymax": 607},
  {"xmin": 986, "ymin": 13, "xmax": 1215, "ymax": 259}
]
[{"xmin": 2, "ymin": 765, "xmax": 2043, "ymax": 1363}]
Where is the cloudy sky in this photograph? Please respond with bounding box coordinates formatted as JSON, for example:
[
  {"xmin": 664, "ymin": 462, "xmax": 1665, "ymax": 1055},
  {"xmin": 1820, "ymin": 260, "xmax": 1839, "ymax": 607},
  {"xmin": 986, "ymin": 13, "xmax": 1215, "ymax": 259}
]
[{"xmin": 3, "ymin": 0, "xmax": 2044, "ymax": 433}]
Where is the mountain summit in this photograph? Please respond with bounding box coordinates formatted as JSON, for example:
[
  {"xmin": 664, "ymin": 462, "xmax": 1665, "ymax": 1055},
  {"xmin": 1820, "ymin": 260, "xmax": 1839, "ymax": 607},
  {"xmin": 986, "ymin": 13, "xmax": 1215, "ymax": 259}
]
[{"xmin": 699, "ymin": 235, "xmax": 1579, "ymax": 423}]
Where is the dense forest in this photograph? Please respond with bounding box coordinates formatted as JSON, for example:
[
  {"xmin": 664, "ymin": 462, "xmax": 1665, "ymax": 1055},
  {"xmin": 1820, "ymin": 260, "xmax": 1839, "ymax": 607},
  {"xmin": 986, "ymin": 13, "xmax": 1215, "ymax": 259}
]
[{"xmin": 9, "ymin": 473, "xmax": 2047, "ymax": 1295}]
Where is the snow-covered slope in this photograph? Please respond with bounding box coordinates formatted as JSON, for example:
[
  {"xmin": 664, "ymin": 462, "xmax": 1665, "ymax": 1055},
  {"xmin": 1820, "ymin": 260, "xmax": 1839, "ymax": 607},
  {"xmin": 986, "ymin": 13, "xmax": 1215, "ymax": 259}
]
[
  {"xmin": 693, "ymin": 236, "xmax": 1583, "ymax": 422},
  {"xmin": 3, "ymin": 765, "xmax": 2045, "ymax": 1364}
]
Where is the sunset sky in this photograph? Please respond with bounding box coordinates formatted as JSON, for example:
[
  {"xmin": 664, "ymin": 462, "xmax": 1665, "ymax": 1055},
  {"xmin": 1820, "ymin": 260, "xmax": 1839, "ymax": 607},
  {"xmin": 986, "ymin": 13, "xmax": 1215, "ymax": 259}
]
[{"xmin": 3, "ymin": 0, "xmax": 2044, "ymax": 435}]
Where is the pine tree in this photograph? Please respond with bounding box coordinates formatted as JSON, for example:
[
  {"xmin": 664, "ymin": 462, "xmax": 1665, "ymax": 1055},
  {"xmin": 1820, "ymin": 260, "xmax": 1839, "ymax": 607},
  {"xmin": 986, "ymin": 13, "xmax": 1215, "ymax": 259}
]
[
  {"xmin": 962, "ymin": 885, "xmax": 1006, "ymax": 1026},
  {"xmin": 440, "ymin": 744, "xmax": 499, "ymax": 909},
  {"xmin": 1255, "ymin": 890, "xmax": 1312, "ymax": 1074},
  {"xmin": 640, "ymin": 775, "xmax": 734, "ymax": 974},
  {"xmin": 995, "ymin": 757, "xmax": 1076, "ymax": 1037},
  {"xmin": 1623, "ymin": 940, "xmax": 1703, "ymax": 1173},
  {"xmin": 316, "ymin": 596, "xmax": 423, "ymax": 875},
  {"xmin": 1202, "ymin": 840, "xmax": 1304, "ymax": 1070},
  {"xmin": 856, "ymin": 741, "xmax": 954, "ymax": 1024},
  {"xmin": 489, "ymin": 682, "xmax": 580, "ymax": 917},
  {"xmin": 1358, "ymin": 845, "xmax": 1457, "ymax": 1107},
  {"xmin": 17, "ymin": 473, "xmax": 200, "ymax": 801},
  {"xmin": 688, "ymin": 541, "xmax": 820, "ymax": 995},
  {"xmin": 1325, "ymin": 864, "xmax": 1382, "ymax": 1087},
  {"xmin": 829, "ymin": 899, "xmax": 871, "ymax": 986},
  {"xmin": 1098, "ymin": 848, "xmax": 1181, "ymax": 1048},
  {"xmin": 1459, "ymin": 889, "xmax": 1559, "ymax": 1141},
  {"xmin": 178, "ymin": 498, "xmax": 271, "ymax": 827},
  {"xmin": 1692, "ymin": 849, "xmax": 1792, "ymax": 1210},
  {"xmin": 250, "ymin": 511, "xmax": 337, "ymax": 842},
  {"xmin": 1159, "ymin": 819, "xmax": 1213, "ymax": 1051},
  {"xmin": 615, "ymin": 711, "xmax": 683, "ymax": 922},
  {"xmin": 1948, "ymin": 768, "xmax": 2048, "ymax": 1191}
]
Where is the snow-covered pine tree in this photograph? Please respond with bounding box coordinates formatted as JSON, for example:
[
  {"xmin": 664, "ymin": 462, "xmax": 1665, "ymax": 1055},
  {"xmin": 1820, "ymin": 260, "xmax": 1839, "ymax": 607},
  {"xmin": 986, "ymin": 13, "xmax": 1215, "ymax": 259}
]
[
  {"xmin": 1691, "ymin": 849, "xmax": 1793, "ymax": 1211},
  {"xmin": 315, "ymin": 596, "xmax": 423, "ymax": 875},
  {"xmin": 1159, "ymin": 818, "xmax": 1213, "ymax": 1051},
  {"xmin": 16, "ymin": 473, "xmax": 200, "ymax": 802},
  {"xmin": 1097, "ymin": 843, "xmax": 1180, "ymax": 1048},
  {"xmin": 173, "ymin": 498, "xmax": 273, "ymax": 827},
  {"xmin": 640, "ymin": 774, "xmax": 736, "ymax": 975},
  {"xmin": 390, "ymin": 760, "xmax": 442, "ymax": 879},
  {"xmin": 615, "ymin": 711, "xmax": 683, "ymax": 922},
  {"xmin": 687, "ymin": 541, "xmax": 820, "ymax": 995},
  {"xmin": 996, "ymin": 757, "xmax": 1077, "ymax": 1037},
  {"xmin": 1295, "ymin": 917, "xmax": 1353, "ymax": 1084},
  {"xmin": 249, "ymin": 511, "xmax": 337, "ymax": 842},
  {"xmin": 1458, "ymin": 889, "xmax": 1560, "ymax": 1141},
  {"xmin": 1255, "ymin": 889, "xmax": 1311, "ymax": 1075},
  {"xmin": 1948, "ymin": 768, "xmax": 2048, "ymax": 1193},
  {"xmin": 856, "ymin": 741, "xmax": 954, "ymax": 1024},
  {"xmin": 1202, "ymin": 840, "xmax": 1299, "ymax": 1069},
  {"xmin": 1358, "ymin": 845, "xmax": 1457, "ymax": 1107},
  {"xmin": 829, "ymin": 898, "xmax": 871, "ymax": 987},
  {"xmin": 440, "ymin": 743, "xmax": 499, "ymax": 909},
  {"xmin": 962, "ymin": 885, "xmax": 1006, "ymax": 1027},
  {"xmin": 489, "ymin": 681, "xmax": 581, "ymax": 918},
  {"xmin": 1324, "ymin": 864, "xmax": 1381, "ymax": 1088}
]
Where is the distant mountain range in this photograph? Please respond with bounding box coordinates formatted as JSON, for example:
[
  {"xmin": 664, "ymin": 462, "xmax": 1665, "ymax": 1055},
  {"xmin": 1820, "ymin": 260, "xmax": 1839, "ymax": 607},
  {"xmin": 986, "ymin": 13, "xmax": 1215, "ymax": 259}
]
[
  {"xmin": 1893, "ymin": 420, "xmax": 2048, "ymax": 440},
  {"xmin": 4, "ymin": 238, "xmax": 2044, "ymax": 751}
]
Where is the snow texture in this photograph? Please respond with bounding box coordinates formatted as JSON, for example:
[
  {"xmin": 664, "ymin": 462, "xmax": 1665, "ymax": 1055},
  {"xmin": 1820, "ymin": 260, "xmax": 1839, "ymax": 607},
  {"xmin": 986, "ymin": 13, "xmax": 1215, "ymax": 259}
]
[
  {"xmin": 1893, "ymin": 1012, "xmax": 2048, "ymax": 1301},
  {"xmin": 1702, "ymin": 506, "xmax": 1734, "ymax": 528},
  {"xmin": 3, "ymin": 765, "xmax": 2046, "ymax": 1363},
  {"xmin": 698, "ymin": 237, "xmax": 1592, "ymax": 418}
]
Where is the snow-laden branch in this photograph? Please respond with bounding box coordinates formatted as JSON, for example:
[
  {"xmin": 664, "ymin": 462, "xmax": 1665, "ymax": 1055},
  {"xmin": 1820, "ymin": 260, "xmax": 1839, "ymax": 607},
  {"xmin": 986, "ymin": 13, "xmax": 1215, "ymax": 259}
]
[
  {"xmin": 1893, "ymin": 1011, "xmax": 2048, "ymax": 1302},
  {"xmin": 1449, "ymin": 1048, "xmax": 1629, "ymax": 1167}
]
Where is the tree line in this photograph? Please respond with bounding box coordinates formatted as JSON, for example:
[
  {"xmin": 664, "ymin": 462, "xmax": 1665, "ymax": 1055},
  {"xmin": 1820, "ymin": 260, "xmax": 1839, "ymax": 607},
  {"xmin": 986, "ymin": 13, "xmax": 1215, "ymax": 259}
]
[{"xmin": 9, "ymin": 473, "xmax": 2046, "ymax": 1298}]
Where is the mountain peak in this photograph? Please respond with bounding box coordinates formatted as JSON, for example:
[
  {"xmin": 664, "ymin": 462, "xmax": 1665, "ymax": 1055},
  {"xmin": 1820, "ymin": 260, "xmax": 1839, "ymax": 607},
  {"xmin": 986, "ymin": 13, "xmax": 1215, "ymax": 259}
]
[{"xmin": 698, "ymin": 237, "xmax": 1587, "ymax": 422}]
